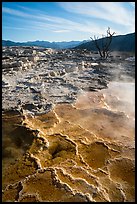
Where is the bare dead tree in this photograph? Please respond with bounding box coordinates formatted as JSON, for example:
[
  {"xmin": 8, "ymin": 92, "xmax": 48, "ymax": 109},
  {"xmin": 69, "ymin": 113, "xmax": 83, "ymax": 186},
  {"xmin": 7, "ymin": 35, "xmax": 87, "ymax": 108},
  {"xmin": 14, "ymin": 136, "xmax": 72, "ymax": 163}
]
[{"xmin": 90, "ymin": 27, "xmax": 115, "ymax": 59}]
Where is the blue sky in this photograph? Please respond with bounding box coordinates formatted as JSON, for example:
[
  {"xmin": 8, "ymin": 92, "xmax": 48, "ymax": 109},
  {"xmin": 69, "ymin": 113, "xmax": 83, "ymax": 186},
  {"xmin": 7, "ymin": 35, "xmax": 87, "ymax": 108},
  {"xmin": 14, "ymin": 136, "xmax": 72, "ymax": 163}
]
[{"xmin": 2, "ymin": 2, "xmax": 135, "ymax": 42}]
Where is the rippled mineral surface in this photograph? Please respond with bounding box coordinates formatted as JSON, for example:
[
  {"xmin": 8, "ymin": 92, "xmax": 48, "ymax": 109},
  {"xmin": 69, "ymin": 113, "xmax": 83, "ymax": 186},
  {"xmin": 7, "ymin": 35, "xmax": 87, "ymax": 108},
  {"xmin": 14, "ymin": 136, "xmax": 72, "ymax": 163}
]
[{"xmin": 2, "ymin": 48, "xmax": 135, "ymax": 202}]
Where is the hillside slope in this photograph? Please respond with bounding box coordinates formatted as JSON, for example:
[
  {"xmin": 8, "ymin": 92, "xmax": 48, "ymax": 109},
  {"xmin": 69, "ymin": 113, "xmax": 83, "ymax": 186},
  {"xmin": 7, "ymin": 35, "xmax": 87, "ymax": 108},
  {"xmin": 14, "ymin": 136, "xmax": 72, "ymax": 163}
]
[{"xmin": 75, "ymin": 33, "xmax": 135, "ymax": 52}]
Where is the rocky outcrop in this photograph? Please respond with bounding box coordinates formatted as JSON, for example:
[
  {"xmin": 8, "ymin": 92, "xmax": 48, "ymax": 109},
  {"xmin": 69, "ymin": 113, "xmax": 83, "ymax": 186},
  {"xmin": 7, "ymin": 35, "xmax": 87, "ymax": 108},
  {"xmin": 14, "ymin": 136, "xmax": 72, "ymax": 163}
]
[{"xmin": 2, "ymin": 47, "xmax": 135, "ymax": 112}]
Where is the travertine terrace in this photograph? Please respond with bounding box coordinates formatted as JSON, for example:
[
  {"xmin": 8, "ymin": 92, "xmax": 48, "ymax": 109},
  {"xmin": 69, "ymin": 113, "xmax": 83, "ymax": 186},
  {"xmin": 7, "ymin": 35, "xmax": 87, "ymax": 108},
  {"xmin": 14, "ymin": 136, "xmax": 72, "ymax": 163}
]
[{"xmin": 2, "ymin": 46, "xmax": 135, "ymax": 202}]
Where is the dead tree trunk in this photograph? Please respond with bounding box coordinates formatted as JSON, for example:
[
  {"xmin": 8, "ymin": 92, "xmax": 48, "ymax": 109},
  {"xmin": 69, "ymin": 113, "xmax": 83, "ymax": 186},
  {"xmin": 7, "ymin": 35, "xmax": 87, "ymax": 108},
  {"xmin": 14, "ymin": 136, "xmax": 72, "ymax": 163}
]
[{"xmin": 90, "ymin": 27, "xmax": 115, "ymax": 59}]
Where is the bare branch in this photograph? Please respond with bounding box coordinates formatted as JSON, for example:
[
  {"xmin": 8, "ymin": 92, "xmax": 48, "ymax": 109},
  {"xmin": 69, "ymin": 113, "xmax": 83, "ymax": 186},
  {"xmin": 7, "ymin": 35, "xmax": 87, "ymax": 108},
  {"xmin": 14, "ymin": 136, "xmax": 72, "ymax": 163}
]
[{"xmin": 90, "ymin": 27, "xmax": 115, "ymax": 59}]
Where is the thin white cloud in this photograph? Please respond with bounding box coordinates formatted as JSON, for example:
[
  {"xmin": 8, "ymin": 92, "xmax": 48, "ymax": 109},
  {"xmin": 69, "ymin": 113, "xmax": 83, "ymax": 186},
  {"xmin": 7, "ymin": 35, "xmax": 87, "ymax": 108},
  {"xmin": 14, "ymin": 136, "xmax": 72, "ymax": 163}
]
[
  {"xmin": 2, "ymin": 7, "xmax": 31, "ymax": 18},
  {"xmin": 16, "ymin": 5, "xmax": 45, "ymax": 14},
  {"xmin": 2, "ymin": 6, "xmax": 102, "ymax": 34},
  {"xmin": 2, "ymin": 3, "xmax": 135, "ymax": 40},
  {"xmin": 3, "ymin": 26, "xmax": 32, "ymax": 30},
  {"xmin": 58, "ymin": 2, "xmax": 135, "ymax": 28},
  {"xmin": 53, "ymin": 30, "xmax": 70, "ymax": 33},
  {"xmin": 2, "ymin": 6, "xmax": 75, "ymax": 25},
  {"xmin": 3, "ymin": 25, "xmax": 51, "ymax": 32}
]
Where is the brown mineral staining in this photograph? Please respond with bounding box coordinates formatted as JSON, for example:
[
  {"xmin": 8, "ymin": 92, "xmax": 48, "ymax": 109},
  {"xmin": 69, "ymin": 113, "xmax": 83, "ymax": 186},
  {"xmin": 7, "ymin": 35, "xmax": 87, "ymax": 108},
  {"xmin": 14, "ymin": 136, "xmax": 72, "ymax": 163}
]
[
  {"xmin": 55, "ymin": 168, "xmax": 97, "ymax": 196},
  {"xmin": 2, "ymin": 84, "xmax": 135, "ymax": 202},
  {"xmin": 108, "ymin": 158, "xmax": 135, "ymax": 186},
  {"xmin": 2, "ymin": 111, "xmax": 39, "ymax": 191},
  {"xmin": 123, "ymin": 186, "xmax": 135, "ymax": 202},
  {"xmin": 54, "ymin": 103, "xmax": 134, "ymax": 148},
  {"xmin": 53, "ymin": 120, "xmax": 97, "ymax": 144},
  {"xmin": 20, "ymin": 169, "xmax": 89, "ymax": 202},
  {"xmin": 78, "ymin": 142, "xmax": 111, "ymax": 169},
  {"xmin": 108, "ymin": 158, "xmax": 135, "ymax": 202},
  {"xmin": 48, "ymin": 134, "xmax": 76, "ymax": 162},
  {"xmin": 2, "ymin": 182, "xmax": 22, "ymax": 202},
  {"xmin": 2, "ymin": 111, "xmax": 36, "ymax": 163},
  {"xmin": 35, "ymin": 111, "xmax": 60, "ymax": 128},
  {"xmin": 2, "ymin": 155, "xmax": 38, "ymax": 189},
  {"xmin": 30, "ymin": 133, "xmax": 77, "ymax": 168},
  {"xmin": 63, "ymin": 166, "xmax": 98, "ymax": 187},
  {"xmin": 19, "ymin": 194, "xmax": 40, "ymax": 202}
]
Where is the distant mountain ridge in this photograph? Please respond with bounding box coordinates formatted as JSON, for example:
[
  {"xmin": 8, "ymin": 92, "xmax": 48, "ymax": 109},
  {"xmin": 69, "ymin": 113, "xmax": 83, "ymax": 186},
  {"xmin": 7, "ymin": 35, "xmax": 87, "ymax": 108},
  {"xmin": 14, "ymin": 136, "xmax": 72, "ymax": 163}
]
[
  {"xmin": 2, "ymin": 33, "xmax": 135, "ymax": 51},
  {"xmin": 2, "ymin": 40, "xmax": 89, "ymax": 49},
  {"xmin": 74, "ymin": 33, "xmax": 135, "ymax": 52}
]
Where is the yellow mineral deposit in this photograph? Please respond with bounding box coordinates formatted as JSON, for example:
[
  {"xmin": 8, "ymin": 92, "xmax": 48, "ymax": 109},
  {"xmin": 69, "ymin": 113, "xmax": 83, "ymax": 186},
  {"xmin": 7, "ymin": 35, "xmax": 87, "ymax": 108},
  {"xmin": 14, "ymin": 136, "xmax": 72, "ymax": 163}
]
[{"xmin": 2, "ymin": 82, "xmax": 135, "ymax": 202}]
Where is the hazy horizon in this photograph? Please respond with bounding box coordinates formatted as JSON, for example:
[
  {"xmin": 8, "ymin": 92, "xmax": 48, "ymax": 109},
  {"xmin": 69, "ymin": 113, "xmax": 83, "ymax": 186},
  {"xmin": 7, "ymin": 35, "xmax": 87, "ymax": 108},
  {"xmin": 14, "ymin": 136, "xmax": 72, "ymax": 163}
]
[
  {"xmin": 3, "ymin": 31, "xmax": 135, "ymax": 43},
  {"xmin": 2, "ymin": 2, "xmax": 135, "ymax": 42}
]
